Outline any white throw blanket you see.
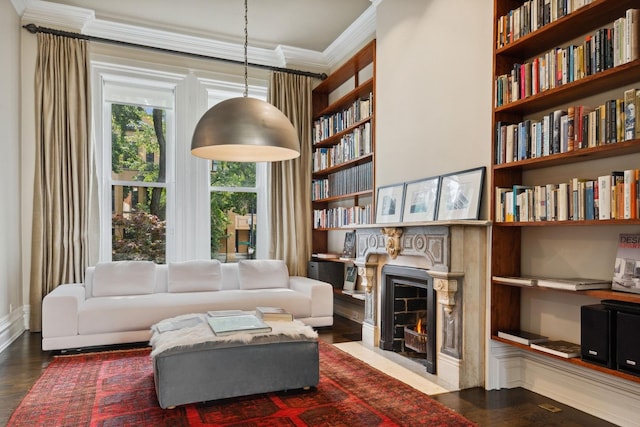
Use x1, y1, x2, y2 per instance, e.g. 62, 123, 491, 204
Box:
150, 313, 318, 357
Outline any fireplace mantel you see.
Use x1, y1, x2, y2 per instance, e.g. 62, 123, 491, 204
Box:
352, 220, 489, 389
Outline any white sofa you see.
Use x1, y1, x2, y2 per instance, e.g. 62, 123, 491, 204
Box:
41, 259, 334, 351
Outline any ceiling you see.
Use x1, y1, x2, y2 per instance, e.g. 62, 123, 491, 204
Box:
40, 0, 373, 53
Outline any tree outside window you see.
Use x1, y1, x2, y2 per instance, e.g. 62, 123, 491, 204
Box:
111, 104, 167, 263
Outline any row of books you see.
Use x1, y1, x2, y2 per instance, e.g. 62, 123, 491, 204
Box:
312, 162, 373, 201
496, 0, 594, 49
313, 93, 373, 144
495, 171, 640, 223
495, 9, 639, 108
495, 88, 640, 164
313, 204, 372, 229
312, 122, 372, 172
497, 330, 581, 358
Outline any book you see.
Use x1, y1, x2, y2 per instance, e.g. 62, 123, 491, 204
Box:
207, 314, 272, 336
313, 253, 340, 259
530, 340, 581, 358
255, 306, 293, 322
492, 275, 537, 286
207, 309, 246, 317
498, 330, 549, 345
536, 277, 611, 291
612, 233, 640, 294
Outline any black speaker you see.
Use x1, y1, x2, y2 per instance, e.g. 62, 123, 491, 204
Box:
616, 311, 640, 376
581, 304, 615, 368
308, 261, 344, 289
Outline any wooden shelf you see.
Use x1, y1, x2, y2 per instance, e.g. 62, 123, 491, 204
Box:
312, 153, 374, 177
310, 40, 376, 252
492, 335, 640, 384
490, 0, 640, 389
333, 288, 365, 305
494, 60, 640, 116
493, 138, 640, 171
313, 117, 373, 148
496, 0, 640, 59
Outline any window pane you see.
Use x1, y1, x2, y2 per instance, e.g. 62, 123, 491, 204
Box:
211, 191, 257, 262
111, 104, 167, 183
210, 161, 256, 187
112, 185, 166, 264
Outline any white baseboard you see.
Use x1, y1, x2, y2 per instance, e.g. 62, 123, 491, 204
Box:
0, 305, 27, 354
488, 341, 640, 427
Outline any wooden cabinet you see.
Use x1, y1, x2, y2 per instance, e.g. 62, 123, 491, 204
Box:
311, 40, 376, 255
491, 0, 640, 383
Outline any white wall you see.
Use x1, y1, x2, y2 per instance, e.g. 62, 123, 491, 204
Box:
0, 1, 25, 351
375, 0, 494, 219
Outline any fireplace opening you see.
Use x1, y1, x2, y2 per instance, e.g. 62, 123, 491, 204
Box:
380, 265, 436, 374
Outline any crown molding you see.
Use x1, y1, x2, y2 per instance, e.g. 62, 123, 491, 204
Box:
323, 4, 376, 69
21, 0, 94, 32
20, 0, 376, 74
11, 0, 28, 16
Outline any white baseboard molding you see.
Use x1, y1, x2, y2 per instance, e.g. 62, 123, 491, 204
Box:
0, 306, 27, 354
488, 341, 640, 427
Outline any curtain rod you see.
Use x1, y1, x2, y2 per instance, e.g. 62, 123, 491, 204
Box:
23, 23, 327, 80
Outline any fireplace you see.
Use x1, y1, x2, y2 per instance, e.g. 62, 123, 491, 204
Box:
352, 223, 488, 389
380, 265, 436, 374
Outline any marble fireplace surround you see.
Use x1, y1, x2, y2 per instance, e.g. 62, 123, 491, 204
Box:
352, 221, 489, 389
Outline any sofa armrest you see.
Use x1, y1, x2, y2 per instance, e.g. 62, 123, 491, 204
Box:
42, 284, 85, 338
289, 276, 333, 318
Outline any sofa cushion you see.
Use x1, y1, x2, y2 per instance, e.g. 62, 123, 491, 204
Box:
92, 261, 156, 297
168, 260, 222, 293
238, 259, 289, 290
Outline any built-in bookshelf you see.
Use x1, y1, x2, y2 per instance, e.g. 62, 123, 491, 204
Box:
311, 40, 376, 255
491, 0, 640, 384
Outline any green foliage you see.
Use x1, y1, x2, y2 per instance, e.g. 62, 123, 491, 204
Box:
112, 212, 166, 264
210, 161, 257, 257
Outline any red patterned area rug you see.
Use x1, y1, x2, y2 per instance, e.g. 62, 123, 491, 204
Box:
8, 341, 476, 426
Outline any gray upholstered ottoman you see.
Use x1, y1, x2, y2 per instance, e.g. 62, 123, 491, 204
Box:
150, 314, 319, 409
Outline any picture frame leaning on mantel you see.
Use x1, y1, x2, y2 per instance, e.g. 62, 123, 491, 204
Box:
373, 166, 485, 225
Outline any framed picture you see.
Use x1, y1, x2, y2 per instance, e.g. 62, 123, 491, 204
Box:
375, 183, 405, 224
342, 231, 356, 258
343, 265, 358, 291
402, 176, 440, 222
436, 167, 485, 220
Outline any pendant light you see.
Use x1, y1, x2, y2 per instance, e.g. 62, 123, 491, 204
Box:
191, 0, 300, 162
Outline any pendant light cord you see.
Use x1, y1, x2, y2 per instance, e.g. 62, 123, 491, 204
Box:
244, 0, 249, 98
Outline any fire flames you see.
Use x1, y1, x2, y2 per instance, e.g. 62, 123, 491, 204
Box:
414, 318, 427, 334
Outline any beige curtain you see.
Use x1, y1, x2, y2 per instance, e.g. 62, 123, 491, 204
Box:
30, 33, 95, 331
268, 72, 313, 276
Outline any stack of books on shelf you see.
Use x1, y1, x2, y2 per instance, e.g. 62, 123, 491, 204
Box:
495, 8, 639, 108
312, 162, 373, 201
313, 204, 372, 229
495, 87, 640, 166
313, 92, 373, 144
497, 330, 581, 358
495, 168, 640, 223
496, 0, 595, 49
312, 123, 372, 171
493, 275, 611, 290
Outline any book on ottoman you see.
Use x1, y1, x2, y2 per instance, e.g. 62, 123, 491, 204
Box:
207, 314, 272, 336
256, 306, 293, 321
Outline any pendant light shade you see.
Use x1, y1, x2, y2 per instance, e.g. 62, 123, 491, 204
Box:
191, 97, 300, 162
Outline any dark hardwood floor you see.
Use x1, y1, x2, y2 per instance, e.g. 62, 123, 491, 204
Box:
1, 315, 616, 426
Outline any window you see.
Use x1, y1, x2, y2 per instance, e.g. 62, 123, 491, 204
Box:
93, 61, 269, 263
205, 82, 268, 262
